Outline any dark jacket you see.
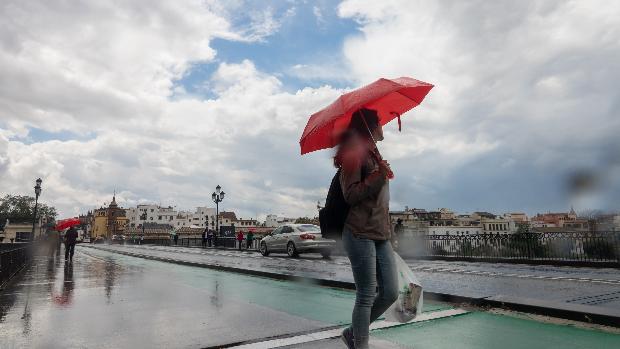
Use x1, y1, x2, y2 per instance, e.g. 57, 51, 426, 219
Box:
339, 140, 391, 240
65, 228, 78, 244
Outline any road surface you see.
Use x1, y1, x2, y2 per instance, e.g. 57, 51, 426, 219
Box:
93, 244, 620, 311
1, 245, 619, 348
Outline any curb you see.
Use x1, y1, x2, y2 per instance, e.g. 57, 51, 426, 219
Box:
85, 245, 620, 328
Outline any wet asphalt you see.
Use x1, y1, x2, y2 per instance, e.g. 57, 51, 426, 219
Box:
0, 247, 333, 348
2, 244, 619, 348
91, 244, 620, 311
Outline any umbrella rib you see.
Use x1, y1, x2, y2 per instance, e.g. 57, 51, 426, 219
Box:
395, 90, 422, 106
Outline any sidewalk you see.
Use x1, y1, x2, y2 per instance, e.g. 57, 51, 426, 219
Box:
89, 244, 620, 327
3, 246, 618, 348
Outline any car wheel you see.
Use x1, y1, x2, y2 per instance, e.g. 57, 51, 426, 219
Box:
260, 241, 270, 256
320, 249, 332, 259
287, 242, 299, 258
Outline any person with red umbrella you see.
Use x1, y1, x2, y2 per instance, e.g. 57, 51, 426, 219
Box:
300, 77, 433, 349
64, 226, 79, 262
335, 108, 397, 349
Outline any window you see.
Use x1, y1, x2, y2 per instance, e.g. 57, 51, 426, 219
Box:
272, 227, 283, 235
297, 225, 320, 232
16, 231, 31, 241
151, 209, 154, 212
158, 216, 162, 220
281, 226, 294, 234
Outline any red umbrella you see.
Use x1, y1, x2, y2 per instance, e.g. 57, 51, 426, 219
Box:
55, 217, 81, 231
300, 77, 433, 155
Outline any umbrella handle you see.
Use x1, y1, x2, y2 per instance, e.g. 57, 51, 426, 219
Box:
359, 110, 377, 146
358, 109, 394, 179
369, 148, 394, 180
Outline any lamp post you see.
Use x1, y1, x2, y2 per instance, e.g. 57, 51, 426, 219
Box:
211, 185, 225, 242
31, 178, 42, 241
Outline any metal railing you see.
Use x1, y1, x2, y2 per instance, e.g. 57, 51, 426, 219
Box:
396, 231, 620, 265
1, 243, 30, 288
122, 237, 259, 250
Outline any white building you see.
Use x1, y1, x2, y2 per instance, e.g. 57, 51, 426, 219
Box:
427, 225, 482, 236
126, 205, 217, 229
481, 217, 517, 234
265, 214, 296, 228
192, 206, 217, 229
235, 218, 259, 228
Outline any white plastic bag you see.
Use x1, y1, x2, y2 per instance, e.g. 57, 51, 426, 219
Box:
385, 252, 423, 323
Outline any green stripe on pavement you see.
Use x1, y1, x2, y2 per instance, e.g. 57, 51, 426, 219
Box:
373, 311, 620, 349
84, 247, 450, 325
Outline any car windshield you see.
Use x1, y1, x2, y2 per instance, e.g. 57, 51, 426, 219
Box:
296, 225, 320, 232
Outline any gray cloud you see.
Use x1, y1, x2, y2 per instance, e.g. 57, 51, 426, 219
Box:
338, 0, 620, 214
1, 0, 618, 219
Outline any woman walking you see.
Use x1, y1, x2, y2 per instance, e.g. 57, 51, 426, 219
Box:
337, 108, 398, 349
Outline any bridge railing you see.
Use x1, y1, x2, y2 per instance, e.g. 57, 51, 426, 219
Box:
1, 243, 30, 288
122, 236, 259, 249
396, 231, 620, 266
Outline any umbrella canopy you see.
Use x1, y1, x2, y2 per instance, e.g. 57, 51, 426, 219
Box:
55, 217, 81, 231
300, 77, 433, 155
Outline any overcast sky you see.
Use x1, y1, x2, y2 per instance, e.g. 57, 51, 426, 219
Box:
1, 0, 619, 220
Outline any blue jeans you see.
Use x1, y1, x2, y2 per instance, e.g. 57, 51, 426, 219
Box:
343, 228, 398, 349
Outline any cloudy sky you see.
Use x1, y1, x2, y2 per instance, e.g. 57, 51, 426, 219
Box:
1, 0, 619, 220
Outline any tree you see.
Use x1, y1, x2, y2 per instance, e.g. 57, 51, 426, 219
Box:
294, 217, 319, 225
0, 194, 57, 226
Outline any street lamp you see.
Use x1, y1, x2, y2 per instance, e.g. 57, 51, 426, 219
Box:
31, 178, 42, 241
212, 185, 225, 241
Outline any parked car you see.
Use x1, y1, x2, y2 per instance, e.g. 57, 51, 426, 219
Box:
93, 236, 105, 244
111, 235, 125, 244
259, 224, 335, 258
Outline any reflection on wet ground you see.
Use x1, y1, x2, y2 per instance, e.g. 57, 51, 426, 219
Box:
95, 244, 620, 311
0, 246, 343, 348
2, 245, 619, 349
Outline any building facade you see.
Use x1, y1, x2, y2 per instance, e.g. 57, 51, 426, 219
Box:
92, 195, 128, 239
125, 205, 218, 230
265, 215, 296, 228
1, 223, 43, 242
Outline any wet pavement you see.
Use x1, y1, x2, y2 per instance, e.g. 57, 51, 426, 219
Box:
90, 244, 620, 311
1, 245, 619, 349
0, 248, 336, 348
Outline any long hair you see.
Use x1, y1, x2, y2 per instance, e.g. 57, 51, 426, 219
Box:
333, 108, 380, 168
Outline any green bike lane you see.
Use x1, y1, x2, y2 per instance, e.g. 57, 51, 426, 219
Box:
2, 246, 619, 348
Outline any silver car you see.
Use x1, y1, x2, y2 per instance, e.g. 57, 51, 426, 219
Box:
259, 224, 336, 258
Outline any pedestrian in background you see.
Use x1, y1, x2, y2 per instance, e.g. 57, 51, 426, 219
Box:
202, 228, 207, 248
47, 229, 60, 257
336, 109, 398, 349
207, 229, 213, 247
246, 232, 254, 250
393, 218, 404, 251
173, 233, 179, 245
64, 226, 79, 262
236, 231, 244, 250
